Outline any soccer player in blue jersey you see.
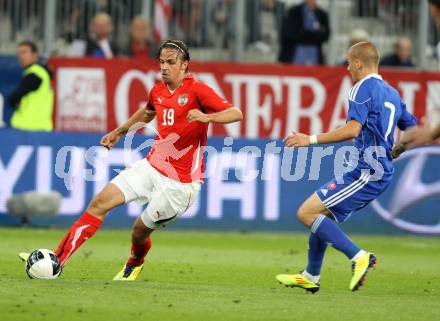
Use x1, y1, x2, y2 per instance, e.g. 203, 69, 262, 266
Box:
276, 41, 417, 292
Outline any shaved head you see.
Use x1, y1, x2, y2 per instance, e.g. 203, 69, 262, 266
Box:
347, 41, 380, 83
349, 41, 380, 68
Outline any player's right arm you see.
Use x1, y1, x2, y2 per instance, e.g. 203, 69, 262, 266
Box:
100, 106, 156, 150
285, 82, 370, 148
284, 120, 361, 147
101, 87, 158, 149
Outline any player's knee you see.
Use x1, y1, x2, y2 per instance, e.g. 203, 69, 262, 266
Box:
296, 206, 306, 223
297, 205, 313, 227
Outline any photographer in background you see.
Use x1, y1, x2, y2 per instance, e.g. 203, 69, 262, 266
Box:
8, 41, 54, 131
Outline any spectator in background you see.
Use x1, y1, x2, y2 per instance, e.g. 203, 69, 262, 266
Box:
429, 0, 440, 67
122, 16, 156, 60
8, 41, 54, 131
340, 28, 370, 65
391, 0, 440, 152
348, 28, 370, 48
278, 0, 330, 65
85, 12, 119, 58
430, 0, 440, 26
62, 0, 127, 44
172, 0, 202, 46
250, 0, 284, 53
380, 36, 415, 68
211, 0, 233, 49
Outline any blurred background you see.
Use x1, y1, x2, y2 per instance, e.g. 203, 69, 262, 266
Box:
0, 0, 439, 235
0, 0, 438, 66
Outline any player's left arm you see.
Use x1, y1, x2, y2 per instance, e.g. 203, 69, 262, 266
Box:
391, 100, 419, 158
284, 120, 361, 147
393, 121, 440, 158
187, 107, 242, 124
187, 82, 243, 124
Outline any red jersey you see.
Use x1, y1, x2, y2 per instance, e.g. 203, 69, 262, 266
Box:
145, 74, 233, 183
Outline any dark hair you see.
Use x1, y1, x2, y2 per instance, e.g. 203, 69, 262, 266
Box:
18, 40, 38, 53
156, 39, 190, 62
429, 0, 440, 8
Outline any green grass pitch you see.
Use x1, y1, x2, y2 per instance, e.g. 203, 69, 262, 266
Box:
1, 227, 439, 321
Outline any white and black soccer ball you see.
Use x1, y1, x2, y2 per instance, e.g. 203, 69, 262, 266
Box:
26, 249, 61, 279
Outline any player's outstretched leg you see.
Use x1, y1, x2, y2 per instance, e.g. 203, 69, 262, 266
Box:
113, 216, 153, 281
276, 232, 327, 293
54, 212, 103, 266
54, 183, 125, 267
309, 213, 376, 291
279, 192, 376, 291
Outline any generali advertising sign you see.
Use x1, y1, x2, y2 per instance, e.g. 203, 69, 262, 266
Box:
49, 58, 440, 137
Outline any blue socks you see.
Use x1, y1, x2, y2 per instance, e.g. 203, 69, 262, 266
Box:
311, 214, 361, 260
306, 232, 328, 276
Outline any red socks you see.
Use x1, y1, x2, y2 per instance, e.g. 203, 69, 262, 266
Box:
54, 211, 151, 268
54, 212, 102, 267
127, 237, 152, 266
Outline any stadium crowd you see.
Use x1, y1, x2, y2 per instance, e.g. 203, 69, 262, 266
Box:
55, 0, 426, 67
0, 0, 435, 67
2, 0, 435, 133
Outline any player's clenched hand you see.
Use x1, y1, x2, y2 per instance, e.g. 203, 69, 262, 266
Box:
187, 109, 211, 123
284, 131, 310, 147
100, 131, 122, 149
391, 143, 406, 159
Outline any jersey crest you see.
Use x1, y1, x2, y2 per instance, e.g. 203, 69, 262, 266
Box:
178, 94, 188, 106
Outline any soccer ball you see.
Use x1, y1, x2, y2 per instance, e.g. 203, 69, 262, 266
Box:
26, 249, 61, 279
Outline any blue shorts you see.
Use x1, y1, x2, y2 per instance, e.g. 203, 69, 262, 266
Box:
316, 169, 391, 223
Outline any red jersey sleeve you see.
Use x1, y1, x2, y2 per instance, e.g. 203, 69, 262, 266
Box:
195, 82, 233, 113
146, 87, 156, 112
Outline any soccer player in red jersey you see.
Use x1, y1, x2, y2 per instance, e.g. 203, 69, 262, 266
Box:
21, 40, 242, 280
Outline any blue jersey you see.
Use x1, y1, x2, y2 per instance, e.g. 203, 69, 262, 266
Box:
347, 73, 417, 178
315, 73, 417, 222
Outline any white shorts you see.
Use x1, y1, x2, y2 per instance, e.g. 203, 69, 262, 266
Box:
111, 158, 201, 229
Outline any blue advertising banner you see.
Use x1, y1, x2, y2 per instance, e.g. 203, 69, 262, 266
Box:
1, 128, 439, 234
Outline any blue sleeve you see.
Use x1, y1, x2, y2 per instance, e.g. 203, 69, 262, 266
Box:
347, 100, 369, 125
347, 81, 371, 125
397, 101, 417, 130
